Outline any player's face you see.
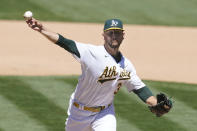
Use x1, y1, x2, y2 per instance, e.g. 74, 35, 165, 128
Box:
103, 29, 124, 49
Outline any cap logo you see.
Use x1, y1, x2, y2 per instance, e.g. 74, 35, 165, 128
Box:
111, 20, 118, 27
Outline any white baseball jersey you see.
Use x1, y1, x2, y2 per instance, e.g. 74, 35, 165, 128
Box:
70, 42, 145, 107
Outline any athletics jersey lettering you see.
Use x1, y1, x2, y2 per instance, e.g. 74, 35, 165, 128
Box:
119, 69, 131, 80
98, 66, 118, 84
98, 66, 131, 84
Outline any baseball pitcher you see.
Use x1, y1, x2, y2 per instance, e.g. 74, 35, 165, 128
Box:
25, 17, 173, 131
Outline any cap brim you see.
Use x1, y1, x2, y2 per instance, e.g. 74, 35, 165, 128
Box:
104, 27, 124, 31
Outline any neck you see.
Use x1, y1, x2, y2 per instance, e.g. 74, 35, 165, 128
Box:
104, 43, 119, 56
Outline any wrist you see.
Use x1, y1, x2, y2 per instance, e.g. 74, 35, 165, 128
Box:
146, 96, 157, 106
40, 26, 48, 34
38, 25, 44, 33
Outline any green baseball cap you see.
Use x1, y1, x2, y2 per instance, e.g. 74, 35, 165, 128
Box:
104, 19, 124, 31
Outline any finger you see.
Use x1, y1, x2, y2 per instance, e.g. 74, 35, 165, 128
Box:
32, 25, 37, 29
26, 19, 33, 25
26, 20, 30, 24
26, 17, 35, 24
31, 18, 38, 24
33, 27, 41, 32
35, 20, 42, 26
35, 21, 39, 26
27, 21, 33, 27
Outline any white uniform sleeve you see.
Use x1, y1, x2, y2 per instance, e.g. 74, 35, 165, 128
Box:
72, 42, 89, 63
123, 61, 145, 92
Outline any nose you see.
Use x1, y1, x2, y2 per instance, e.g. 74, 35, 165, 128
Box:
111, 31, 116, 40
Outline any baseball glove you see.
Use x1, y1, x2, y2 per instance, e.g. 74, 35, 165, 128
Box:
148, 93, 173, 117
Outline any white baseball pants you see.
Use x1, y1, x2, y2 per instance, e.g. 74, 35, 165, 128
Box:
65, 100, 116, 131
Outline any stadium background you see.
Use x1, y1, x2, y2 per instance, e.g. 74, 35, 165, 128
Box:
0, 0, 197, 131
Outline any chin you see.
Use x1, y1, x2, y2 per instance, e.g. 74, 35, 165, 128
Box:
109, 43, 120, 49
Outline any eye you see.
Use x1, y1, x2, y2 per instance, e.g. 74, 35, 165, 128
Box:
106, 31, 113, 36
114, 31, 122, 35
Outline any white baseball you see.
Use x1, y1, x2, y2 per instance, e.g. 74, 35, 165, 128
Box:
24, 11, 33, 20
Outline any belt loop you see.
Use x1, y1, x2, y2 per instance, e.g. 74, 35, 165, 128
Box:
79, 104, 84, 110
81, 105, 84, 110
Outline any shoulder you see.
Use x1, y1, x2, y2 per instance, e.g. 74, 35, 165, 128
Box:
75, 41, 102, 50
74, 42, 104, 59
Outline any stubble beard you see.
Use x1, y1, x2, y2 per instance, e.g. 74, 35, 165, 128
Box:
103, 32, 124, 49
107, 40, 121, 49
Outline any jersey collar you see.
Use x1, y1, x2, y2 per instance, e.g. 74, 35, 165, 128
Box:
102, 45, 123, 63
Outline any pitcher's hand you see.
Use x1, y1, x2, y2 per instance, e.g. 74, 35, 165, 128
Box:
26, 18, 43, 32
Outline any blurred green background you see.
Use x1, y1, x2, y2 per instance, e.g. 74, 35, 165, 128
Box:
1, 0, 197, 26
0, 0, 197, 131
0, 76, 197, 131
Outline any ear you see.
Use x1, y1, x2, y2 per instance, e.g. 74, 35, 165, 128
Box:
102, 32, 108, 42
102, 32, 105, 37
122, 32, 125, 39
102, 32, 108, 39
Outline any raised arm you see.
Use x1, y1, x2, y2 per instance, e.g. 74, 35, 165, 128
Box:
25, 18, 80, 58
26, 18, 59, 43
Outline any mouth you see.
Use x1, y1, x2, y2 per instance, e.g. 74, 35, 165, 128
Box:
108, 40, 120, 48
112, 40, 118, 45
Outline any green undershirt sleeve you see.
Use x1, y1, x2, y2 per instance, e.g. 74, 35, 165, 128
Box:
55, 34, 80, 58
133, 86, 153, 103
